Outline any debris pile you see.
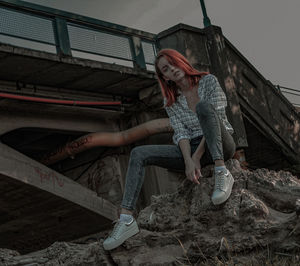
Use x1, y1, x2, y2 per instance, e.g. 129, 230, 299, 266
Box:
1, 160, 300, 265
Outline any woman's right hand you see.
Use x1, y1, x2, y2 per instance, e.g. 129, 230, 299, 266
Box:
185, 158, 201, 184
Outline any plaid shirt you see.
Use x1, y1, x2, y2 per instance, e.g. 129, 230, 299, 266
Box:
164, 74, 234, 145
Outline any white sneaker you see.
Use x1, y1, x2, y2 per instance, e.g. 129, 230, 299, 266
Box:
103, 218, 139, 250
211, 169, 234, 205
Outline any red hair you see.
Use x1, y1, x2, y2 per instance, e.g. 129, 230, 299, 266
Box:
154, 49, 208, 106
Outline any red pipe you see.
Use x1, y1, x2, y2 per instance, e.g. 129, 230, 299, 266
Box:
0, 92, 121, 106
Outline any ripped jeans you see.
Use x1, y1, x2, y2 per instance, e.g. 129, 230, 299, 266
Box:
121, 102, 236, 211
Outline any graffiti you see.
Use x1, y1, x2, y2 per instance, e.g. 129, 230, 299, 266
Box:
69, 136, 91, 153
40, 135, 92, 165
40, 144, 65, 164
34, 167, 64, 188
52, 145, 65, 156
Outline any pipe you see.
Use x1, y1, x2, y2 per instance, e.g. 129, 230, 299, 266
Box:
0, 92, 121, 106
40, 118, 172, 165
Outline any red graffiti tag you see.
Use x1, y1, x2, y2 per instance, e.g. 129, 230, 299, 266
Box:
34, 167, 65, 188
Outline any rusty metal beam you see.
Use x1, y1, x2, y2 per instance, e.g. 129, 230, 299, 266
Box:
40, 118, 172, 165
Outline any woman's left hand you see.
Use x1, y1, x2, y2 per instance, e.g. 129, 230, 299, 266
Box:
191, 153, 202, 179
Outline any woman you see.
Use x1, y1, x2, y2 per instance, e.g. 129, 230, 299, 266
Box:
103, 48, 236, 250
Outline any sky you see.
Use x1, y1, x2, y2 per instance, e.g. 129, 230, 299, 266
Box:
24, 0, 300, 106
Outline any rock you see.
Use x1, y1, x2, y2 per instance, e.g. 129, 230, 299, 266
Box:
0, 242, 112, 266
0, 249, 20, 265
77, 155, 123, 206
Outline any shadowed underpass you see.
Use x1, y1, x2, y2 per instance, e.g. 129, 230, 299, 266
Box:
0, 0, 299, 253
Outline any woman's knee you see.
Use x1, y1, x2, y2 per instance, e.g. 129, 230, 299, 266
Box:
196, 101, 214, 118
130, 146, 146, 160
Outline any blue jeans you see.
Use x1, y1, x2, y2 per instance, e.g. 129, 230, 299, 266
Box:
121, 102, 236, 210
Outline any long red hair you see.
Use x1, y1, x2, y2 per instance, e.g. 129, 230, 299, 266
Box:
154, 49, 208, 107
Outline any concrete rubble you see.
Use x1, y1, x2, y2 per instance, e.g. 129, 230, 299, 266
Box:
1, 159, 300, 265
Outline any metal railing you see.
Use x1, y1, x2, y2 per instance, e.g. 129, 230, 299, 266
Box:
276, 85, 300, 107
0, 0, 157, 71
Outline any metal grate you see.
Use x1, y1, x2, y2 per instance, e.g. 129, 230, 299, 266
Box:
142, 41, 156, 64
0, 7, 55, 44
68, 23, 133, 61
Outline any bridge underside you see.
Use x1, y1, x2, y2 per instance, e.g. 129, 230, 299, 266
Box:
0, 43, 156, 97
0, 42, 159, 254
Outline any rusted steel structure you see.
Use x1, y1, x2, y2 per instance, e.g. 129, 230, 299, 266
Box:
40, 118, 171, 166
0, 0, 299, 253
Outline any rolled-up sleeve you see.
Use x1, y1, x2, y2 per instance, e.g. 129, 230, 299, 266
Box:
165, 105, 190, 145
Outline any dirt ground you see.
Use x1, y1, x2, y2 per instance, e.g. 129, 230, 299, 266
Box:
1, 159, 300, 265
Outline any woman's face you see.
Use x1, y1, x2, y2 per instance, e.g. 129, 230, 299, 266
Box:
157, 56, 185, 83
